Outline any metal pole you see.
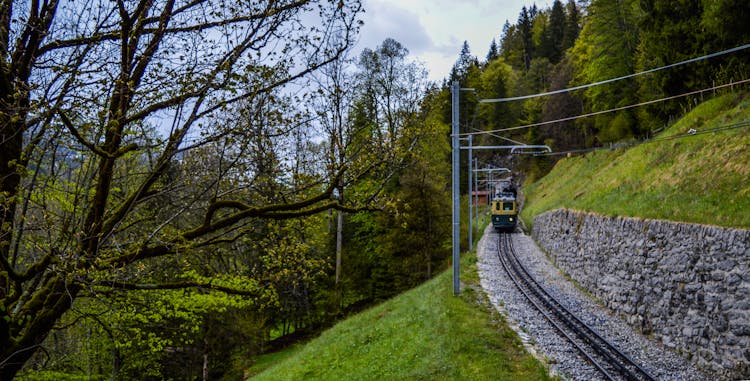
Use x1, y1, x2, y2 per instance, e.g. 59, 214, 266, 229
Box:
489, 170, 493, 199
451, 81, 460, 296
467, 135, 473, 252
474, 157, 479, 224
484, 168, 492, 205
472, 157, 476, 225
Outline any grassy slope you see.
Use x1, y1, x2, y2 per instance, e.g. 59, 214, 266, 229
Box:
248, 251, 551, 381
522, 91, 750, 229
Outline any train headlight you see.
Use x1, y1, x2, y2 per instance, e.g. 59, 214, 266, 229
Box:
509, 217, 514, 221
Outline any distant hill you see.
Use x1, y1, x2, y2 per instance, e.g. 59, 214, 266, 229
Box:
521, 91, 750, 229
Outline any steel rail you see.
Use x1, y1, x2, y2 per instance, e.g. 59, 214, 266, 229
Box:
496, 233, 657, 381
495, 234, 616, 380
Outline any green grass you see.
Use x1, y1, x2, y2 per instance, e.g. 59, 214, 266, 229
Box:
248, 248, 551, 380
522, 91, 750, 230
242, 344, 305, 379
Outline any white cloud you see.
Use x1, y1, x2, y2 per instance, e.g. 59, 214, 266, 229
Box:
358, 0, 554, 82
356, 1, 434, 55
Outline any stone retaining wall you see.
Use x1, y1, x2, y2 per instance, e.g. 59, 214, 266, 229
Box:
532, 209, 750, 379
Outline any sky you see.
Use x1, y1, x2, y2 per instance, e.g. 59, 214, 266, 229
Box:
355, 0, 553, 82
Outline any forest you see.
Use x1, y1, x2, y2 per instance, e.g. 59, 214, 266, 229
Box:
1, 0, 748, 379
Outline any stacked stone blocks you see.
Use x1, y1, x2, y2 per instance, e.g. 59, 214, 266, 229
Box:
532, 209, 750, 379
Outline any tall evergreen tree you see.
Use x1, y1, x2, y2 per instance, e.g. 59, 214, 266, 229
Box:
518, 6, 534, 70
562, 0, 581, 50
501, 19, 512, 46
450, 41, 478, 83
529, 3, 539, 18
487, 38, 499, 62
547, 0, 567, 63
500, 20, 525, 70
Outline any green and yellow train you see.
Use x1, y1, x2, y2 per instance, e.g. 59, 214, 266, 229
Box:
491, 183, 517, 232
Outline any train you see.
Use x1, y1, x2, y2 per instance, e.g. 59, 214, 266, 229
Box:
491, 181, 518, 232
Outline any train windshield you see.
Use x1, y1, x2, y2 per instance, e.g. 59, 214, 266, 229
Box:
503, 202, 513, 211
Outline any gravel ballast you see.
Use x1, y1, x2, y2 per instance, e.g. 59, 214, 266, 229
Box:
476, 225, 712, 380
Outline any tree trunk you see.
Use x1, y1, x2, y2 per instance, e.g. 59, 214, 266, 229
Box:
335, 211, 343, 284
202, 338, 209, 381
427, 215, 433, 278
112, 347, 121, 381
0, 118, 23, 352
0, 276, 79, 379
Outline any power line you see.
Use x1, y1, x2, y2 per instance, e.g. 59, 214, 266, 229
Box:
470, 126, 526, 145
535, 120, 750, 157
479, 43, 750, 103
462, 77, 750, 137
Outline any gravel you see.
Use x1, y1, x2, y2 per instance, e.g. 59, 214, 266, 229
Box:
476, 225, 713, 381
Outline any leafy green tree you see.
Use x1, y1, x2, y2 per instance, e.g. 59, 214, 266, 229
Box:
500, 20, 526, 70
477, 59, 514, 135
541, 57, 587, 151
570, 0, 641, 141
0, 0, 366, 377
18, 88, 346, 379
635, 0, 703, 131
338, 38, 435, 302
375, 112, 451, 287
312, 54, 358, 289
352, 38, 428, 198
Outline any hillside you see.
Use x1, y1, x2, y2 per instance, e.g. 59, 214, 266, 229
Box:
247, 251, 552, 380
243, 92, 750, 380
521, 91, 750, 229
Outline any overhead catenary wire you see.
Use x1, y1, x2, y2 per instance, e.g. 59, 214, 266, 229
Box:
534, 120, 750, 157
459, 77, 750, 137
454, 43, 750, 164
463, 80, 529, 145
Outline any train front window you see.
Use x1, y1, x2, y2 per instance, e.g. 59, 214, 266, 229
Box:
503, 202, 513, 211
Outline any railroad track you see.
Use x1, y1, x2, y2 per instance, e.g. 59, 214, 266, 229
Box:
496, 232, 657, 381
